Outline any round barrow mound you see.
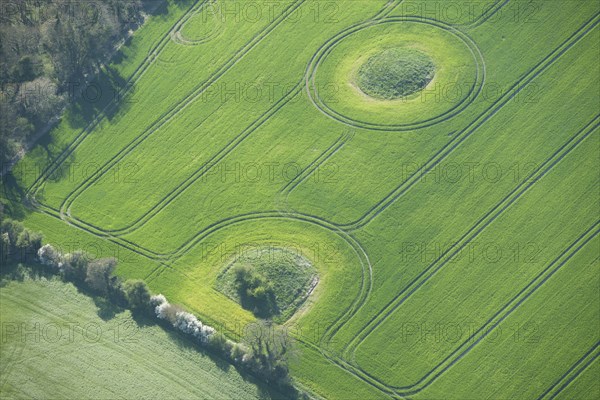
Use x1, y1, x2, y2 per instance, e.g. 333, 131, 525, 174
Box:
357, 47, 436, 100
306, 18, 485, 130
215, 247, 317, 322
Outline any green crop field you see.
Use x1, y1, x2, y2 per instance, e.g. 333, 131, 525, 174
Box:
3, 0, 599, 399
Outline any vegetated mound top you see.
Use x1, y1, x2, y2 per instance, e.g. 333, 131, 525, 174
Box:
356, 47, 436, 100
215, 247, 317, 322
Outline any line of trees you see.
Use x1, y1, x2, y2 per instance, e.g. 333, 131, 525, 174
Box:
0, 218, 301, 395
150, 294, 297, 390
1, 217, 43, 264
1, 218, 139, 307
37, 243, 151, 312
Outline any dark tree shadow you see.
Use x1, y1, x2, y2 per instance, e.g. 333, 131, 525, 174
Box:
0, 173, 28, 219
67, 66, 131, 130
239, 289, 279, 319
93, 296, 122, 320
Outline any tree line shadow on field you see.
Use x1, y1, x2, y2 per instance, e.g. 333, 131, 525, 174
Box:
3, 0, 181, 199
22, 64, 134, 188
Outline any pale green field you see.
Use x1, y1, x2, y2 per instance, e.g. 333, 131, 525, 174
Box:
0, 278, 280, 399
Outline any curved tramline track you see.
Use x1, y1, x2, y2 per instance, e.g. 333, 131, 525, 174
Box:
52, 0, 510, 242
322, 222, 600, 396
338, 11, 600, 231
53, 0, 396, 236
305, 17, 486, 132
155, 210, 374, 351
170, 0, 226, 46
344, 117, 599, 359
99, 83, 305, 236
29, 0, 394, 241
56, 0, 306, 221
23, 0, 306, 221
25, 0, 208, 198
32, 81, 306, 256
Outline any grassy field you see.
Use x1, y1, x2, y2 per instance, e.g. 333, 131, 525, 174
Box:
0, 278, 280, 399
3, 0, 599, 399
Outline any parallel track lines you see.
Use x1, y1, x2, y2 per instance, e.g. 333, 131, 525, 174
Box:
460, 0, 511, 29
13, 3, 598, 398
394, 224, 600, 394
26, 0, 208, 197
537, 341, 600, 400
340, 12, 600, 231
58, 0, 306, 219
106, 84, 305, 236
324, 222, 600, 395
344, 116, 599, 357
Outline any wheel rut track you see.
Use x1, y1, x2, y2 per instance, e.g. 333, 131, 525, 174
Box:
276, 130, 354, 216
537, 341, 600, 400
393, 223, 600, 394
344, 116, 599, 358
324, 222, 600, 395
55, 0, 390, 236
340, 12, 600, 231
25, 0, 208, 198
57, 0, 307, 221
16, 3, 598, 399
26, 0, 390, 204
104, 83, 304, 236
